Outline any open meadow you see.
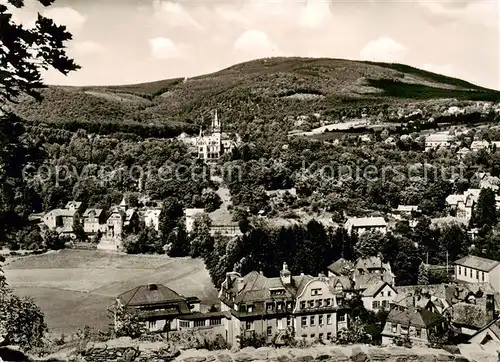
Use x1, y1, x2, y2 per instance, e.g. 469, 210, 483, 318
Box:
3, 250, 218, 335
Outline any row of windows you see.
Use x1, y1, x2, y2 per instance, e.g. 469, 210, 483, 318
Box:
388, 323, 422, 338
301, 332, 333, 340
372, 300, 390, 309
299, 298, 342, 309
458, 266, 486, 281
300, 313, 345, 327
179, 318, 223, 328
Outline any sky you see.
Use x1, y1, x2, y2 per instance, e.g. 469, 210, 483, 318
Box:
7, 0, 500, 89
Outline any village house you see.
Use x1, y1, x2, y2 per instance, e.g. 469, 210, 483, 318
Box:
361, 281, 397, 312
344, 216, 387, 236
219, 263, 350, 347
82, 208, 106, 235
381, 307, 448, 346
425, 133, 455, 152
392, 205, 420, 220
97, 197, 139, 251
144, 209, 162, 231
114, 283, 203, 333
326, 258, 353, 278
445, 189, 480, 222
353, 256, 395, 289
470, 140, 490, 152
185, 207, 242, 238
41, 200, 85, 238
454, 255, 500, 293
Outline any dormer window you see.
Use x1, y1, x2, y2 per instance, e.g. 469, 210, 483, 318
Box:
311, 288, 322, 296
248, 305, 254, 313
286, 301, 292, 309
266, 302, 274, 312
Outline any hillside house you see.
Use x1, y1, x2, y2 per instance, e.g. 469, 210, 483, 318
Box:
361, 281, 397, 312
471, 140, 490, 152
98, 207, 125, 251
219, 263, 350, 346
185, 208, 205, 233
82, 208, 106, 234
144, 209, 162, 231
344, 217, 387, 236
455, 255, 500, 292
179, 110, 240, 162
115, 284, 202, 333
392, 205, 420, 220
425, 133, 455, 152
41, 200, 85, 238
445, 189, 480, 222
381, 307, 447, 346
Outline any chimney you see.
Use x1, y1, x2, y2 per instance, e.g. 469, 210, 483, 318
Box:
280, 262, 291, 285
148, 283, 158, 291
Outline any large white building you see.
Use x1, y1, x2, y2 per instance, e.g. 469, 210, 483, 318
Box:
455, 255, 500, 292
344, 217, 387, 236
425, 133, 455, 152
178, 110, 240, 162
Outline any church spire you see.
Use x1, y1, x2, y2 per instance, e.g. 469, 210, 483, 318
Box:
212, 109, 221, 133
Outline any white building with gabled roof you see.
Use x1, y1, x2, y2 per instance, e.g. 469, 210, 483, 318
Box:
344, 216, 387, 236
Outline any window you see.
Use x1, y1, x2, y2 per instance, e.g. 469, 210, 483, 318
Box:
391, 324, 397, 334
337, 298, 343, 306
315, 299, 321, 308
267, 326, 272, 336
310, 334, 315, 339
179, 321, 190, 328
266, 303, 274, 312
319, 315, 324, 326
286, 301, 292, 309
148, 321, 157, 329
308, 300, 314, 308
310, 316, 315, 326
458, 266, 461, 275
470, 268, 473, 277
482, 272, 485, 282
248, 306, 254, 313
380, 291, 384, 297
210, 318, 222, 326
372, 301, 380, 309
338, 313, 346, 322
300, 301, 306, 309
287, 317, 292, 327
415, 328, 421, 338
311, 288, 322, 296
327, 332, 332, 340
401, 326, 409, 335
325, 298, 331, 306
335, 283, 342, 291
319, 333, 324, 340
246, 321, 253, 330
277, 302, 283, 311
301, 317, 307, 327
327, 314, 332, 325
387, 291, 392, 297
476, 270, 479, 280
382, 300, 388, 308
194, 320, 205, 328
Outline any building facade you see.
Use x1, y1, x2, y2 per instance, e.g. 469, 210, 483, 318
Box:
455, 255, 500, 292
344, 217, 387, 236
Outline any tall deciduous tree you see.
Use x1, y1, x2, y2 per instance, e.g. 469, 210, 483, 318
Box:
1, 0, 79, 350
474, 188, 497, 228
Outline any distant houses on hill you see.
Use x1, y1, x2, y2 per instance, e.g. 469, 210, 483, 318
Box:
39, 197, 162, 251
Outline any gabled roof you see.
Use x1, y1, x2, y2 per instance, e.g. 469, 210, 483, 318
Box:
469, 317, 500, 341
83, 208, 104, 218
327, 258, 353, 276
362, 281, 395, 297
65, 201, 83, 210
454, 255, 500, 272
449, 302, 493, 329
118, 284, 189, 310
45, 208, 77, 218
387, 307, 445, 328
355, 256, 391, 272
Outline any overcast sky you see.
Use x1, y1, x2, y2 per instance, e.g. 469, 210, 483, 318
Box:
8, 0, 500, 89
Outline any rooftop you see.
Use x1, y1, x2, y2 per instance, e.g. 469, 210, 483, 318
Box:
118, 284, 192, 312
345, 216, 387, 228
387, 306, 446, 328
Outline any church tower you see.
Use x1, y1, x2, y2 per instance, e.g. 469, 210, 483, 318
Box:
212, 109, 221, 134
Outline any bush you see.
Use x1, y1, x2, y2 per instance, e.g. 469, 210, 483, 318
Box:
393, 335, 412, 348
238, 332, 267, 348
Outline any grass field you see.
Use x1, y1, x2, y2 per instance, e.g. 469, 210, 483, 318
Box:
3, 250, 218, 335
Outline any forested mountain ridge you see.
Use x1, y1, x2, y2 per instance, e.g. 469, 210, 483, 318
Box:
11, 57, 500, 137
